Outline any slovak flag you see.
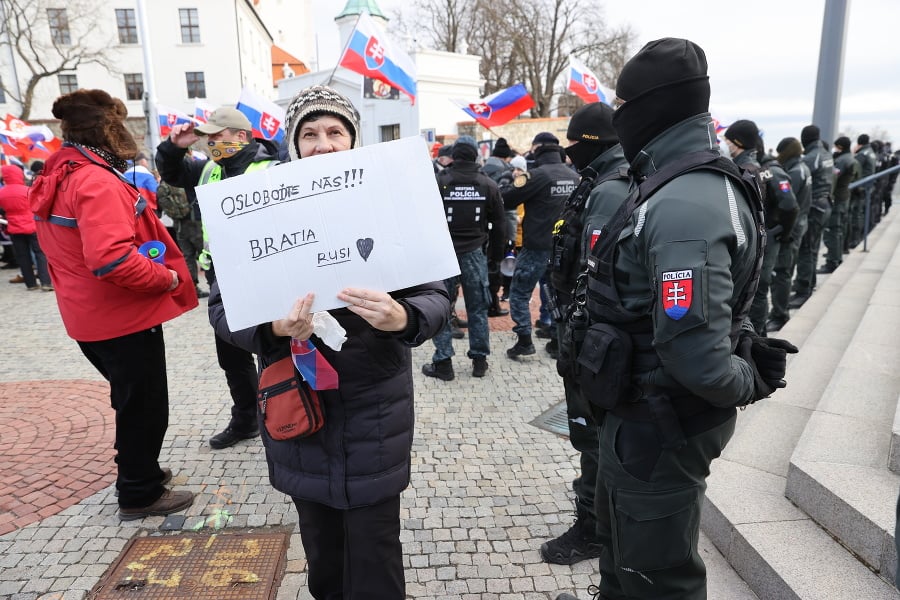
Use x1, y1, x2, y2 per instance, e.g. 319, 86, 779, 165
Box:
193, 99, 216, 125
156, 105, 192, 138
236, 87, 286, 143
567, 55, 614, 105
455, 84, 536, 129
339, 12, 417, 103
290, 338, 339, 390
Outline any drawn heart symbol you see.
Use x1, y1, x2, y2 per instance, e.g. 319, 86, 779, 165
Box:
356, 238, 374, 261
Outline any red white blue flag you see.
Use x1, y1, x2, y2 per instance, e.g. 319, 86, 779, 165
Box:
456, 84, 536, 129
661, 269, 693, 320
290, 338, 339, 390
236, 87, 286, 143
193, 99, 216, 125
339, 12, 417, 103
156, 105, 193, 138
567, 56, 614, 106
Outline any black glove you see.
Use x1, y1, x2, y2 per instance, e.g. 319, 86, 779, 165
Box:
737, 332, 799, 401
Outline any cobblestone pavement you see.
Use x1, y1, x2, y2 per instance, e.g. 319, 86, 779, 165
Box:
0, 275, 757, 599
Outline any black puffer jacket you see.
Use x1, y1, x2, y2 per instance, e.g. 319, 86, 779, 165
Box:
208, 281, 449, 508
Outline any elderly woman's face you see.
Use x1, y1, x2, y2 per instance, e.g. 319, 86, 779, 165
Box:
297, 115, 352, 158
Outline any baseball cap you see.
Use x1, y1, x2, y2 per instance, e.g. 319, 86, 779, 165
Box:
195, 107, 252, 135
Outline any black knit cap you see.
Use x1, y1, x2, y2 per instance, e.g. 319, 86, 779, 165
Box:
800, 125, 820, 147
612, 38, 710, 163
451, 142, 478, 162
834, 136, 851, 150
858, 134, 870, 145
532, 131, 559, 146
566, 102, 618, 144
615, 37, 709, 102
492, 138, 512, 158
724, 119, 760, 150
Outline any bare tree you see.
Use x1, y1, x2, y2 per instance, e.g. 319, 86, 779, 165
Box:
0, 0, 117, 120
390, 0, 635, 117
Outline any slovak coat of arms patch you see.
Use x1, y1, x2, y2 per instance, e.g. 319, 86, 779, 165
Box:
661, 269, 693, 320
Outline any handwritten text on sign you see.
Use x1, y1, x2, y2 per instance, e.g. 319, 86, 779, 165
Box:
195, 136, 459, 331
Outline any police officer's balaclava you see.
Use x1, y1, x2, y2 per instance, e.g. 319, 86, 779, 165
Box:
285, 85, 361, 161
612, 38, 710, 163
564, 102, 618, 172
800, 125, 820, 147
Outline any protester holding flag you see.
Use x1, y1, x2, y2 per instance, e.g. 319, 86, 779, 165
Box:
207, 85, 449, 600
156, 105, 281, 450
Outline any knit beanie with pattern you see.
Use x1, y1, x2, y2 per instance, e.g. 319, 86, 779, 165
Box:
285, 85, 361, 160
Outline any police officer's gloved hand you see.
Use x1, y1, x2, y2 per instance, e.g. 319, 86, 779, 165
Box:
737, 332, 799, 400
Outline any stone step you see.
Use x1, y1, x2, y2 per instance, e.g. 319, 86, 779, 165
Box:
703, 210, 900, 599
785, 214, 900, 586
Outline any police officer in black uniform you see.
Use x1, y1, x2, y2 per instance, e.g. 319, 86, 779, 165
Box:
768, 137, 812, 332
422, 141, 507, 380
790, 124, 834, 307
540, 102, 628, 565
501, 133, 577, 358
723, 120, 798, 335
555, 38, 796, 600
820, 136, 860, 273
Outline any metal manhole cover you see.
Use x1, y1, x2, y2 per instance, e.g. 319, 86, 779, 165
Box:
87, 528, 290, 599
530, 400, 570, 437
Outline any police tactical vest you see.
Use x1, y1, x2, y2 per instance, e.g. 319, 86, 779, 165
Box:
549, 161, 628, 304
437, 169, 494, 234
577, 151, 765, 413
586, 150, 765, 338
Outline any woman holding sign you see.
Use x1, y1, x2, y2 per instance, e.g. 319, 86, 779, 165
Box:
208, 85, 449, 599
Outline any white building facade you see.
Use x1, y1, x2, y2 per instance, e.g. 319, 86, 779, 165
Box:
0, 0, 275, 124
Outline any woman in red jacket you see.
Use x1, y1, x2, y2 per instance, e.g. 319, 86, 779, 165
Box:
0, 163, 51, 289
30, 89, 198, 520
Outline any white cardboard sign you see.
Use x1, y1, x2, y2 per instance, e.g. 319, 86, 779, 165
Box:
195, 136, 459, 331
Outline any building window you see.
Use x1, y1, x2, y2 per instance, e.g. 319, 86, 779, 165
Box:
58, 74, 78, 95
380, 124, 400, 142
179, 8, 200, 44
185, 72, 205, 98
124, 73, 144, 101
47, 8, 71, 45
115, 9, 138, 44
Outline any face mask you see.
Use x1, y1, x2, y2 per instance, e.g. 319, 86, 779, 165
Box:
565, 141, 604, 172
207, 140, 248, 162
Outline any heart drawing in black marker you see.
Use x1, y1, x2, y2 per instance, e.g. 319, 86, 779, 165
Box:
356, 238, 374, 261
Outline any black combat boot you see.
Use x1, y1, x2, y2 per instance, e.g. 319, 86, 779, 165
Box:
472, 356, 488, 377
507, 335, 536, 358
540, 516, 603, 565
422, 358, 454, 381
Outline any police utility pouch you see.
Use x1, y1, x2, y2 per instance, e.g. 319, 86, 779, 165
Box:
257, 356, 324, 440
576, 323, 634, 410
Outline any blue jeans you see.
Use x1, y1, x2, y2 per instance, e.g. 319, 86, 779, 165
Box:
509, 248, 550, 336
432, 248, 491, 361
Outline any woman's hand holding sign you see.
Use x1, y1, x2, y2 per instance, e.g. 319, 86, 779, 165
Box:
272, 293, 315, 340
338, 287, 408, 332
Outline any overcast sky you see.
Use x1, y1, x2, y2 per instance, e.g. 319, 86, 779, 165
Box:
314, 0, 899, 147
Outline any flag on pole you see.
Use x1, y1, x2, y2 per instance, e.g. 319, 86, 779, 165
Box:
193, 99, 217, 124
453, 84, 535, 129
156, 105, 193, 138
339, 12, 417, 103
236, 87, 286, 143
567, 55, 614, 105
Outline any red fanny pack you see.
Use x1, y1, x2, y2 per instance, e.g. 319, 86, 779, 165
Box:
257, 357, 324, 440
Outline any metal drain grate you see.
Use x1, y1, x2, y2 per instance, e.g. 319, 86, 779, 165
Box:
88, 528, 290, 600
530, 400, 570, 437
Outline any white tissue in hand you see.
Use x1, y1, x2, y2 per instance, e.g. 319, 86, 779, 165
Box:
312, 312, 347, 350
